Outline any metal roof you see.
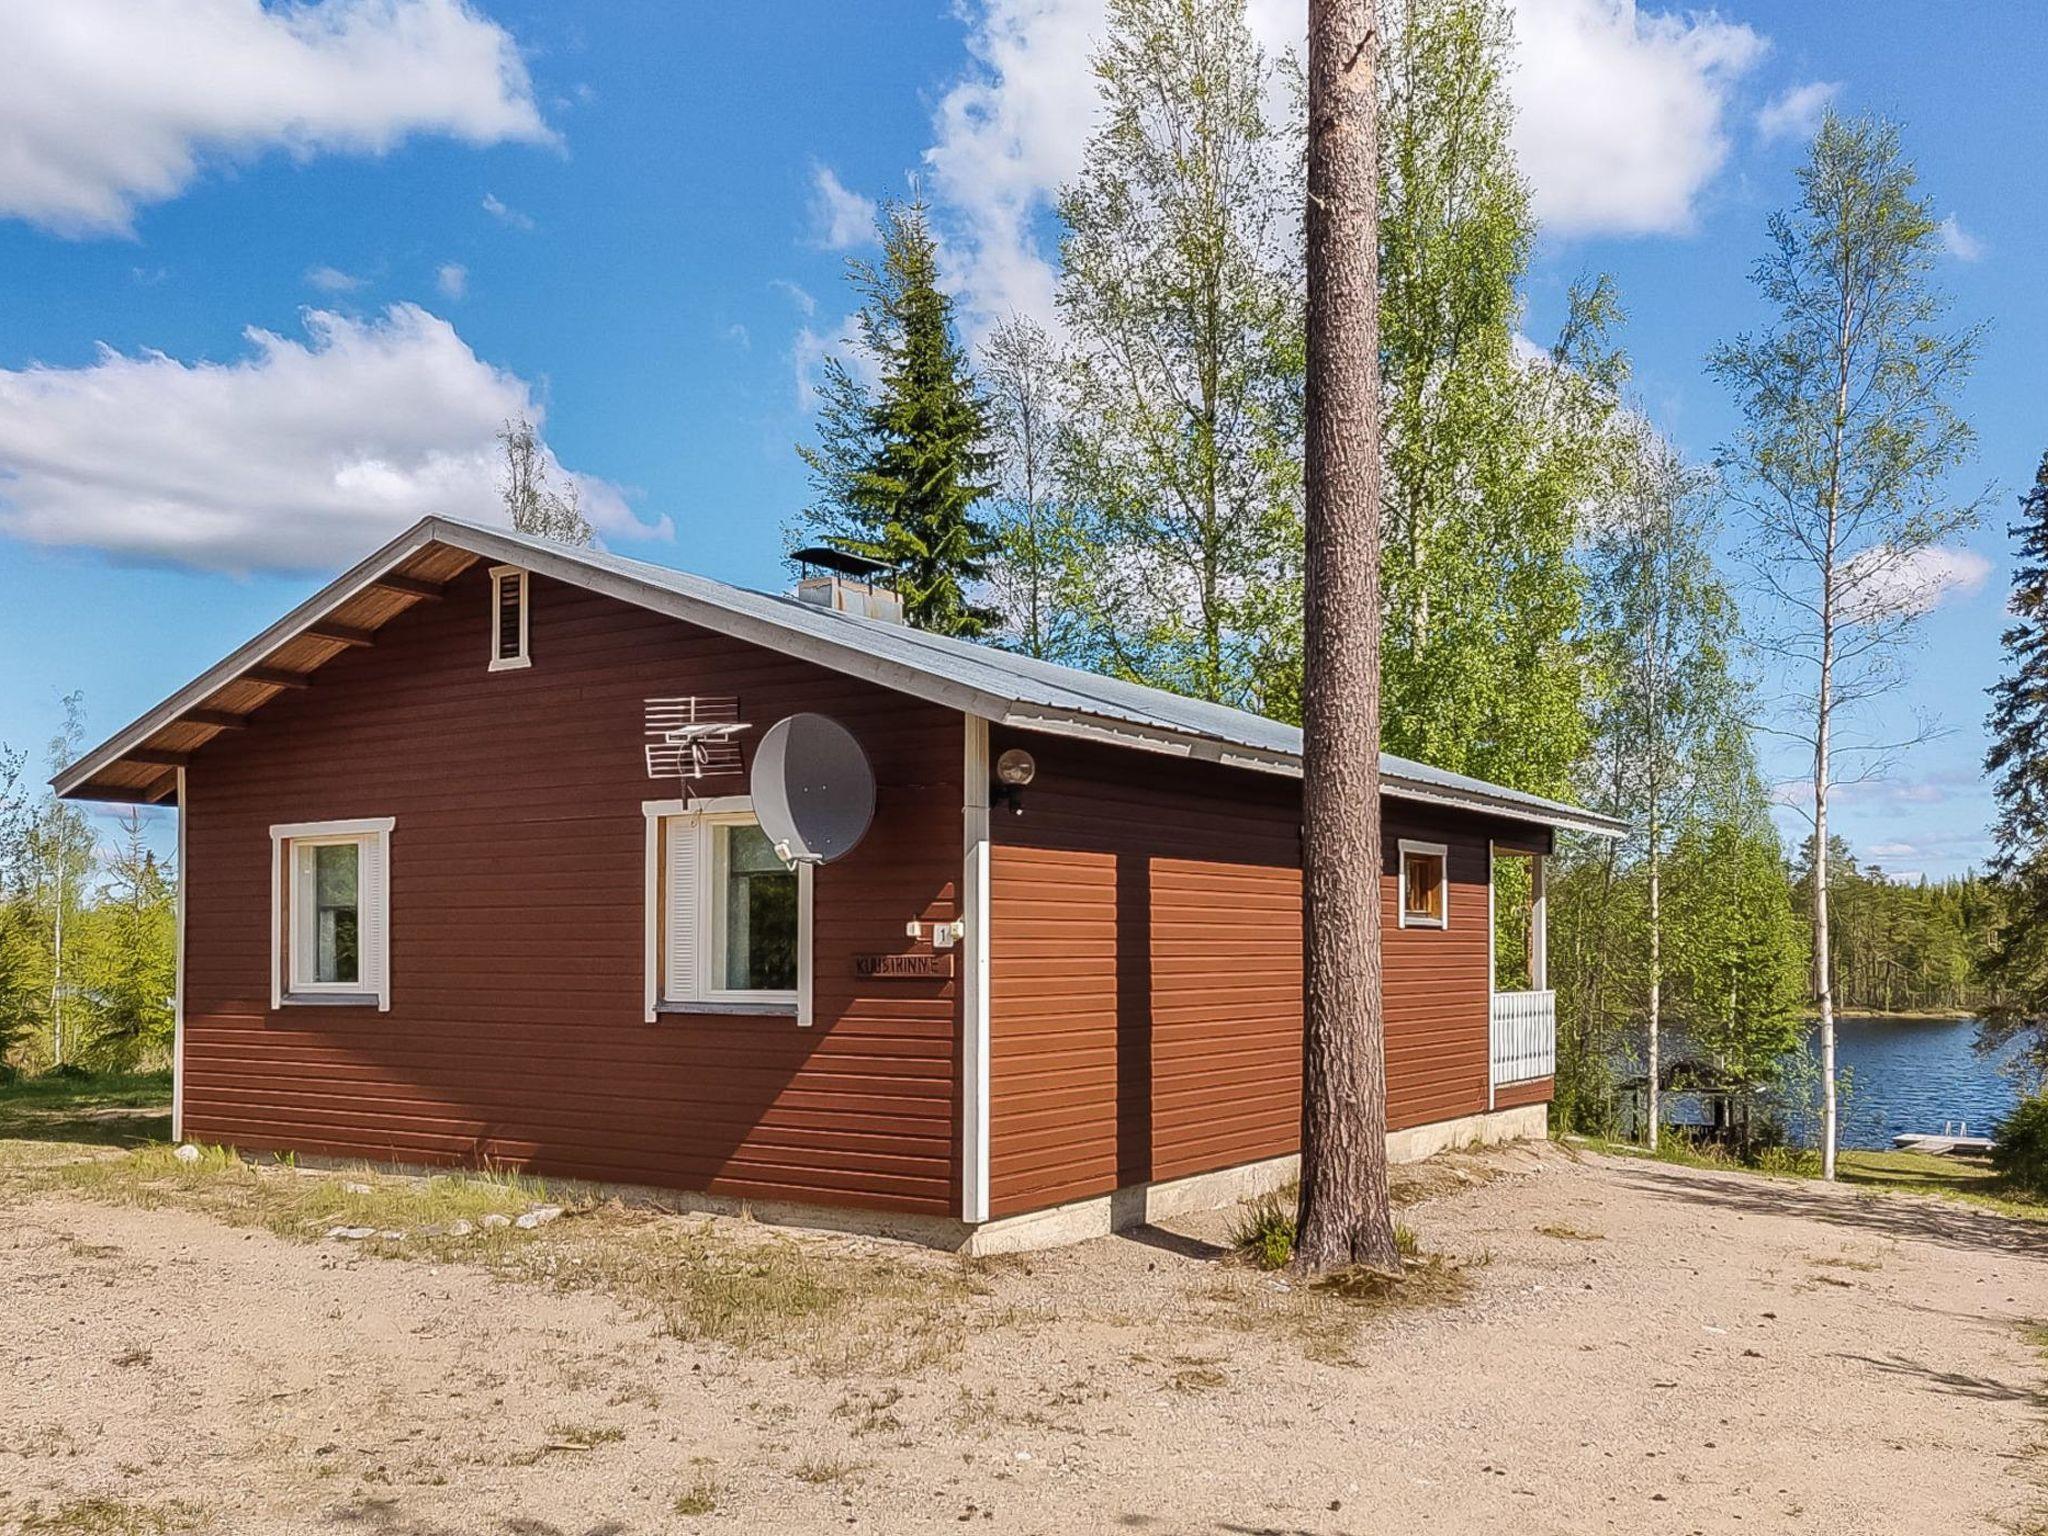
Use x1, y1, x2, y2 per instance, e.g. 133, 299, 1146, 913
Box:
54, 514, 1627, 837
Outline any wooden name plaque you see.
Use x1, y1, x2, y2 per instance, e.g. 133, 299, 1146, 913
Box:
854, 952, 954, 979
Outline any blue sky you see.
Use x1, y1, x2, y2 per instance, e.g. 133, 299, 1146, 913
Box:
0, 0, 2039, 880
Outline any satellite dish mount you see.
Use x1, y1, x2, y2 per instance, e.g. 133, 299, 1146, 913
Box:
750, 713, 876, 867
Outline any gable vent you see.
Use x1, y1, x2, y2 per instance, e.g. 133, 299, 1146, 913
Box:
488, 565, 530, 671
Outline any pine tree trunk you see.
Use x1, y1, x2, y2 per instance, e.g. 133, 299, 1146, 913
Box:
1296, 0, 1398, 1274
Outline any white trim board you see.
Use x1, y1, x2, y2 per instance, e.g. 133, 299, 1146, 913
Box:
960, 716, 992, 1225
172, 767, 187, 1142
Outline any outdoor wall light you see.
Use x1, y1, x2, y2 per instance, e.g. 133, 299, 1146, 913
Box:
993, 747, 1036, 814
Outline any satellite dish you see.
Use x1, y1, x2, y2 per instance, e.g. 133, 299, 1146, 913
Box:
751, 713, 876, 865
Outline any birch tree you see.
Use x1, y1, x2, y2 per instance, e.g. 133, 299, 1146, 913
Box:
1584, 435, 1740, 1147
30, 695, 94, 1069
0, 745, 34, 1077
981, 316, 1087, 660
1054, 0, 1304, 712
1709, 111, 1984, 1178
498, 418, 594, 546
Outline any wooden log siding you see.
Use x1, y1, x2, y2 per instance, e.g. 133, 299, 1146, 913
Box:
986, 728, 1551, 1219
180, 565, 964, 1215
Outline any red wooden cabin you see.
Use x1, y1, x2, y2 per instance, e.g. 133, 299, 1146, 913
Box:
55, 518, 1621, 1250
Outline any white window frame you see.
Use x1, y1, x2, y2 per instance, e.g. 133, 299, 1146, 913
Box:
270, 817, 394, 1010
1398, 838, 1449, 930
643, 797, 812, 1024
488, 563, 530, 671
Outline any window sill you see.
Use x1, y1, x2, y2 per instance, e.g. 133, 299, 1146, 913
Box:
280, 992, 382, 1008
1398, 917, 1448, 931
657, 1000, 799, 1018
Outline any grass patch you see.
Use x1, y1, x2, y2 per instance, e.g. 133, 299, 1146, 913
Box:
544, 1422, 625, 1449
0, 1139, 985, 1378
0, 1070, 171, 1148
672, 1478, 722, 1516
1575, 1135, 2048, 1222
4, 1494, 210, 1533
791, 1453, 862, 1485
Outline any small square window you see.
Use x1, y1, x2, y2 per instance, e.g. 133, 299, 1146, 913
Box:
1400, 841, 1448, 929
272, 818, 393, 1008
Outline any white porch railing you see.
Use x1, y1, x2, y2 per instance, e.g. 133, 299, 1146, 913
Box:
1490, 989, 1556, 1086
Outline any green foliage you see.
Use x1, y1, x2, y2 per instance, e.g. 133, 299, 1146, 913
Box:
1992, 1093, 2048, 1195
1982, 454, 2048, 1080
980, 315, 1091, 661
1662, 788, 1809, 1082
1051, 0, 1303, 711
799, 200, 1000, 636
1229, 1191, 1296, 1270
497, 416, 593, 546
70, 810, 176, 1070
1376, 0, 1626, 798
1791, 835, 2001, 1015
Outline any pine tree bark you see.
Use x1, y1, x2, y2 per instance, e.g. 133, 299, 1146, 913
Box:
1296, 0, 1399, 1274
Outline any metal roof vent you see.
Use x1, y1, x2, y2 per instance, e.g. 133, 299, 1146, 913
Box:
789, 546, 905, 624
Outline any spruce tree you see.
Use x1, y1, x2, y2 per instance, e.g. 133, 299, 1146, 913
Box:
798, 200, 999, 636
1982, 453, 2048, 1079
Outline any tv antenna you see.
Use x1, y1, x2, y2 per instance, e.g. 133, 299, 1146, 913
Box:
644, 696, 751, 786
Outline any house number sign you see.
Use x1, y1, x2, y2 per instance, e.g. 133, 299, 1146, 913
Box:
854, 953, 954, 979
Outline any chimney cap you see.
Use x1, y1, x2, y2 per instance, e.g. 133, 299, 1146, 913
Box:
790, 545, 892, 582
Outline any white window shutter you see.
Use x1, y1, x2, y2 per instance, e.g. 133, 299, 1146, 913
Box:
663, 816, 701, 1002
292, 841, 317, 991
361, 830, 389, 1008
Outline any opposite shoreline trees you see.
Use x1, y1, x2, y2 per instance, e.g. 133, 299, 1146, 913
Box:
1711, 110, 1983, 1179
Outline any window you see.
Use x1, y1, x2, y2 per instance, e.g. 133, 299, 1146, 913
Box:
489, 564, 529, 671
645, 798, 812, 1023
1399, 839, 1448, 929
271, 818, 393, 1009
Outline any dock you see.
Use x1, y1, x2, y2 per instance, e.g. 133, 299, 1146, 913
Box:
1892, 1130, 1995, 1155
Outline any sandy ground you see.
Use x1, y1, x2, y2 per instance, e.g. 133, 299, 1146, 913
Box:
1, 1143, 2041, 1536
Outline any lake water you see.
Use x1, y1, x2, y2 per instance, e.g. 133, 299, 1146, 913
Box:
1792, 1015, 2027, 1149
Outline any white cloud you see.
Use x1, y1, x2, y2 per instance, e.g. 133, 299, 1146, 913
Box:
0, 0, 551, 237
1755, 80, 1840, 144
1939, 214, 1985, 262
481, 190, 535, 231
769, 278, 817, 318
305, 264, 364, 293
436, 261, 469, 300
918, 0, 1766, 331
0, 305, 664, 573
1507, 0, 1766, 237
808, 164, 876, 250
1840, 544, 1992, 622
921, 0, 1109, 331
